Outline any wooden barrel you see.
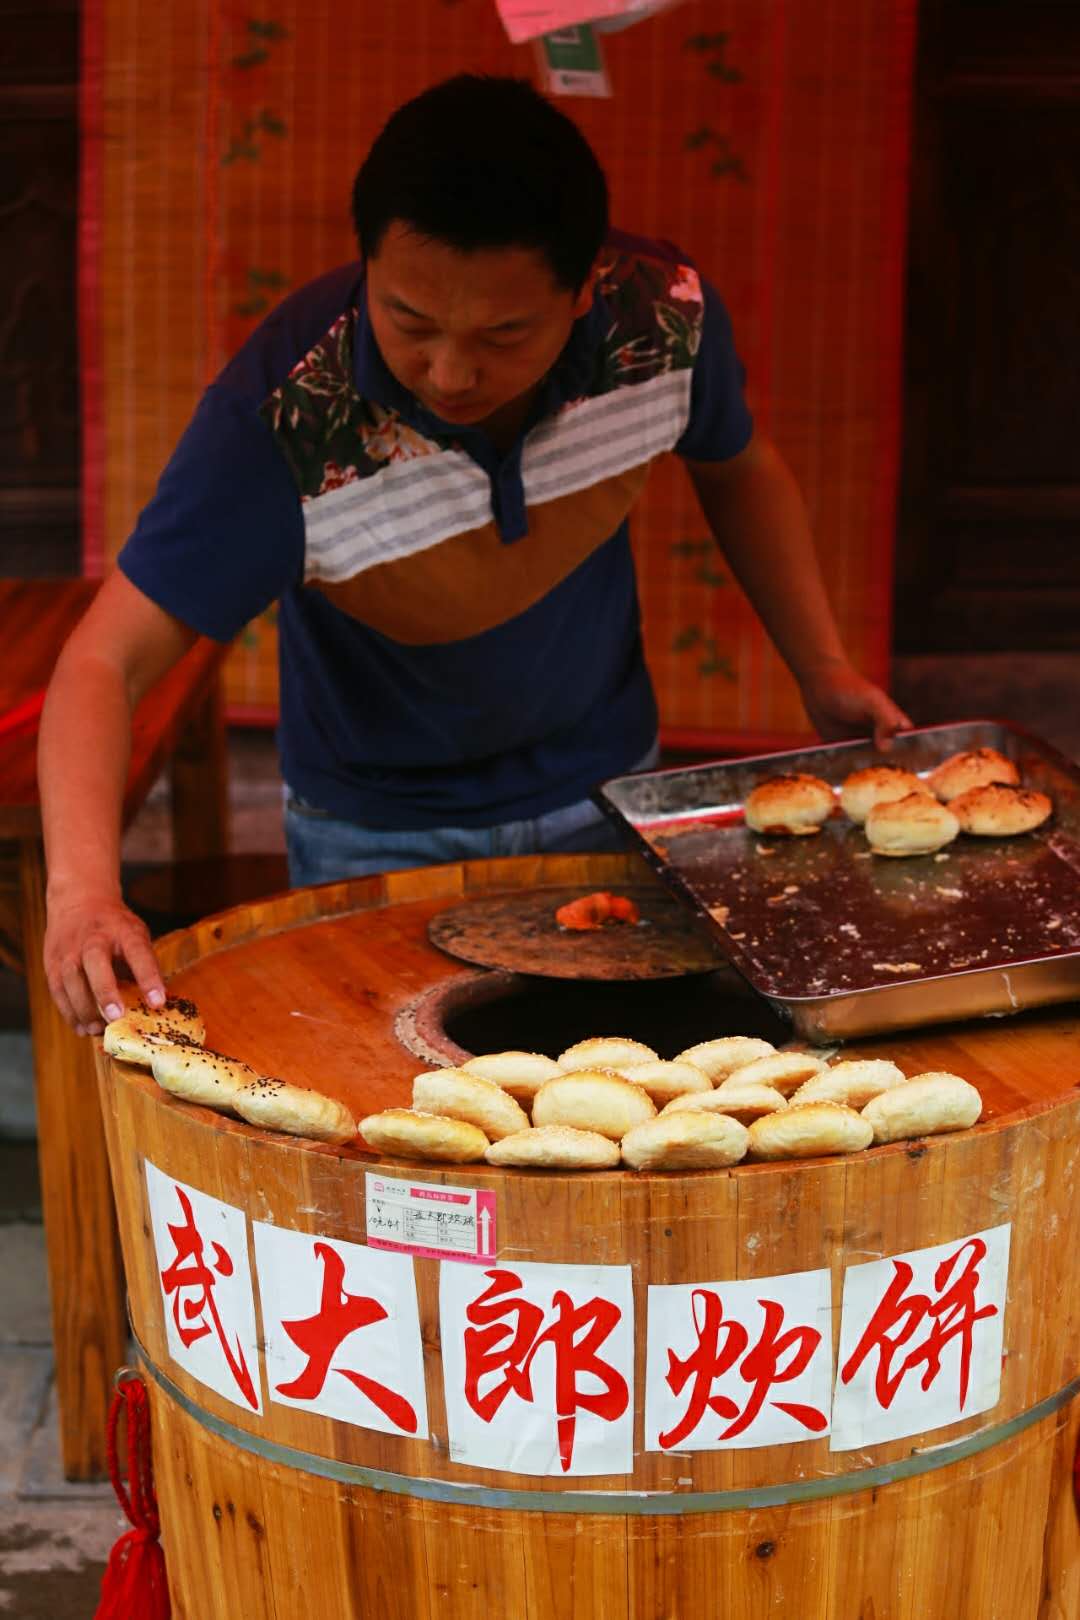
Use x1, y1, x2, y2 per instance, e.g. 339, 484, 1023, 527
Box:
95, 853, 1080, 1619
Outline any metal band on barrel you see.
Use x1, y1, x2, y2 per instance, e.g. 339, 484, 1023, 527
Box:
132, 1334, 1080, 1518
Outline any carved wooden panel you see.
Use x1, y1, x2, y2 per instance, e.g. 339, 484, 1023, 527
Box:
896, 1, 1080, 652
0, 0, 79, 575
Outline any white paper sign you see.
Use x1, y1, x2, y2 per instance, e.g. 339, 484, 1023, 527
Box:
145, 1161, 262, 1413
253, 1223, 428, 1439
440, 1261, 634, 1476
831, 1223, 1011, 1452
645, 1269, 833, 1452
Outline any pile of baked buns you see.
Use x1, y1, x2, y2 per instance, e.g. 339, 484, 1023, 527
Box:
102, 997, 358, 1144
359, 1034, 983, 1172
744, 746, 1052, 857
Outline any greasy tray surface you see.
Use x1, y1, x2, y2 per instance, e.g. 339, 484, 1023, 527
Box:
598, 721, 1080, 1005
428, 883, 725, 980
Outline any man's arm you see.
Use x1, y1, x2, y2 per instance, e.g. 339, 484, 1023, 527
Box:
39, 570, 198, 1033
684, 433, 911, 747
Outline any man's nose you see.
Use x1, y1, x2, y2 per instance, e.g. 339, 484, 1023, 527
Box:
427, 344, 477, 396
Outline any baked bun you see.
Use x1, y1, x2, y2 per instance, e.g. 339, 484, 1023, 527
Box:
950, 783, 1052, 837
132, 995, 204, 1041
744, 774, 835, 836
616, 1059, 712, 1105
928, 747, 1019, 803
359, 1108, 488, 1163
104, 1018, 198, 1069
485, 1126, 619, 1170
865, 793, 959, 857
150, 1045, 256, 1111
558, 1037, 658, 1072
720, 1052, 827, 1097
532, 1070, 657, 1140
461, 1050, 560, 1104
840, 766, 931, 825
104, 994, 205, 1066
412, 1068, 529, 1141
621, 1112, 749, 1171
674, 1036, 776, 1083
234, 1077, 357, 1144
661, 1083, 786, 1123
861, 1072, 982, 1144
790, 1058, 906, 1109
748, 1101, 873, 1161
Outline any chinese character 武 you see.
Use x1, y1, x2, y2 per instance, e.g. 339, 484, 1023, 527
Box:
159, 1185, 259, 1410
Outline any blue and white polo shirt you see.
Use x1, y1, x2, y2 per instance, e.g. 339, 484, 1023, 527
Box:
119, 230, 753, 827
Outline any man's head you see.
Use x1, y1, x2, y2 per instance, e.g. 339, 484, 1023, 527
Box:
353, 75, 609, 431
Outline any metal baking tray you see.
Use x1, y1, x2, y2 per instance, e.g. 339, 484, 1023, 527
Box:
597, 720, 1080, 1043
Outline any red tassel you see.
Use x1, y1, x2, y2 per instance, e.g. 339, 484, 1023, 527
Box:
96, 1372, 171, 1619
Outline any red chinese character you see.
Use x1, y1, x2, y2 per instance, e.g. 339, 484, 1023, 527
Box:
463, 1268, 628, 1472
659, 1288, 827, 1449
276, 1243, 418, 1433
159, 1186, 259, 1410
840, 1237, 997, 1411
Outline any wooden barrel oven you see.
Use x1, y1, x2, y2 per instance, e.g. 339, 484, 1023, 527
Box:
95, 853, 1080, 1619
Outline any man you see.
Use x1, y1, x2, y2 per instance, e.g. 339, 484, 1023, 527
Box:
40, 73, 909, 1035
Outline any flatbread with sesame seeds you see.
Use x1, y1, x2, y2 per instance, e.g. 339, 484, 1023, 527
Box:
234, 1076, 357, 1144
150, 1045, 256, 1112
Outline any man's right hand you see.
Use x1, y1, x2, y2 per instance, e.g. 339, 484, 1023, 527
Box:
43, 887, 166, 1036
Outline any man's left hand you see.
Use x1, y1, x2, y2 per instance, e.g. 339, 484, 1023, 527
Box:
797, 658, 913, 752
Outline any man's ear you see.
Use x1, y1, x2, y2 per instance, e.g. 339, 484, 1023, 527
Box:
571, 257, 606, 319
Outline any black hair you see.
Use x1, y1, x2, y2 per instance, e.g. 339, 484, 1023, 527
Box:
351, 74, 609, 293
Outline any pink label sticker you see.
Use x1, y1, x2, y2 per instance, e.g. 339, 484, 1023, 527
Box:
365, 1173, 497, 1264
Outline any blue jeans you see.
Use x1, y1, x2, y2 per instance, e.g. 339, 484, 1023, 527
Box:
284, 742, 659, 886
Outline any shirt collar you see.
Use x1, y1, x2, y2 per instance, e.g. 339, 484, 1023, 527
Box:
352, 271, 610, 444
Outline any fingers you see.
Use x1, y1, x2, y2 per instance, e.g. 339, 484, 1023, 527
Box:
872, 697, 915, 754
46, 970, 82, 1034
82, 941, 124, 1029
60, 953, 103, 1034
118, 922, 166, 1012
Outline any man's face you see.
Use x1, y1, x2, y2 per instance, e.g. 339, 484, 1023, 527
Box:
366, 221, 596, 431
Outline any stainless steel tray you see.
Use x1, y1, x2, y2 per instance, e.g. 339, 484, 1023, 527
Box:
597, 721, 1080, 1043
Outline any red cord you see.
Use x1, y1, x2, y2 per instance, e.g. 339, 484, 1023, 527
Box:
95, 1374, 171, 1618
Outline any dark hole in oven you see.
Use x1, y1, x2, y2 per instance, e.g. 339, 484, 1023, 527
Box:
442, 970, 790, 1061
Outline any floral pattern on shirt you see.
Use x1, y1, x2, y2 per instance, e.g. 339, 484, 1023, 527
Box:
261, 245, 705, 497
261, 308, 446, 500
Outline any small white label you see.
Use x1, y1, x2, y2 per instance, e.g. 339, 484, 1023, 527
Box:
365, 1172, 497, 1264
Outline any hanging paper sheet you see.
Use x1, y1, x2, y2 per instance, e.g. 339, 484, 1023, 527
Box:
144, 1161, 262, 1414
831, 1224, 1011, 1451
252, 1221, 429, 1437
496, 0, 682, 45
440, 1259, 634, 1475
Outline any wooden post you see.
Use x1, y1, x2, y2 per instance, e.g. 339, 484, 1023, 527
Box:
169, 676, 229, 863
19, 837, 126, 1479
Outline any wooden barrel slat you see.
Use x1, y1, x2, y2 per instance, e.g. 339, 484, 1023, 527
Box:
95, 855, 1080, 1617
